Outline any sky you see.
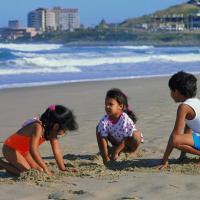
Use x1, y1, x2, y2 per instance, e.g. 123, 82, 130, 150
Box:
0, 0, 188, 27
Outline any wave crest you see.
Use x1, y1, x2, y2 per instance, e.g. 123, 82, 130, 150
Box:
0, 43, 62, 52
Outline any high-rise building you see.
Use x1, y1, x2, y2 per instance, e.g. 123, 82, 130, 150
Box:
52, 7, 62, 30
52, 7, 80, 31
45, 9, 56, 31
28, 7, 80, 32
28, 8, 45, 32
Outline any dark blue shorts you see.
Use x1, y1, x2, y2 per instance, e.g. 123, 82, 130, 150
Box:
192, 132, 200, 150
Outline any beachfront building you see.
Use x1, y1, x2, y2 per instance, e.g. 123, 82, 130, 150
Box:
0, 27, 37, 40
52, 7, 80, 31
45, 9, 56, 31
28, 7, 80, 33
28, 8, 56, 32
157, 23, 185, 31
189, 12, 200, 29
0, 19, 37, 40
8, 20, 20, 29
152, 14, 186, 31
28, 8, 46, 32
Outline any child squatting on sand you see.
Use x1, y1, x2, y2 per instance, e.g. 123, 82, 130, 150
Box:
96, 88, 144, 165
159, 71, 200, 169
0, 105, 78, 176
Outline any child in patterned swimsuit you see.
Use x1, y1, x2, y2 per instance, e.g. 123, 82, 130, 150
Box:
96, 88, 143, 165
0, 105, 78, 176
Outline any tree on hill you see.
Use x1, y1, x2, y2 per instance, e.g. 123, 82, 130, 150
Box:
98, 19, 109, 30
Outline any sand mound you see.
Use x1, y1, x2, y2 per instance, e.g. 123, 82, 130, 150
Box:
1, 149, 200, 186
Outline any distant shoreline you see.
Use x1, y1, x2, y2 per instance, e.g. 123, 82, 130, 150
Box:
63, 42, 200, 47
1, 72, 200, 91
1, 40, 200, 47
1, 24, 199, 46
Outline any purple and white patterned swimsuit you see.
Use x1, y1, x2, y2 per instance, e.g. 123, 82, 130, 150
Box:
97, 112, 137, 143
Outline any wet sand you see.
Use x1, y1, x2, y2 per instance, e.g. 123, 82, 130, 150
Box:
0, 75, 200, 200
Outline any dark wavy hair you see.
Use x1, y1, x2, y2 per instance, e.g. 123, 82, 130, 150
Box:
40, 105, 78, 140
106, 88, 137, 123
168, 71, 197, 98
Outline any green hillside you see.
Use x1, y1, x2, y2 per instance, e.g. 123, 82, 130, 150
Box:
120, 3, 199, 27
155, 3, 199, 16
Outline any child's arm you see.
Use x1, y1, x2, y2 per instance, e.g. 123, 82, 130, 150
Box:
97, 133, 110, 164
101, 138, 110, 164
160, 104, 188, 168
30, 124, 52, 175
110, 141, 125, 160
49, 137, 66, 171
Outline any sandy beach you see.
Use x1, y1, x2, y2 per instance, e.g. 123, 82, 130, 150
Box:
0, 75, 200, 200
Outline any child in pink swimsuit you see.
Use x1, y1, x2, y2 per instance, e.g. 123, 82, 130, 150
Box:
0, 105, 78, 176
96, 88, 143, 165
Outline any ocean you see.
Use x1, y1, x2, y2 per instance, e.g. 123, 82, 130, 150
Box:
0, 43, 200, 89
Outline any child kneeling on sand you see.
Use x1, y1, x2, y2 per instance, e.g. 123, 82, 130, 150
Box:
0, 105, 78, 176
96, 88, 143, 165
159, 71, 200, 168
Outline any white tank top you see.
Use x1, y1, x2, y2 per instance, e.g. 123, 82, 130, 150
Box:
183, 98, 200, 133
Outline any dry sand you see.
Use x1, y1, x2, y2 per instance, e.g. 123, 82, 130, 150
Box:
0, 75, 200, 200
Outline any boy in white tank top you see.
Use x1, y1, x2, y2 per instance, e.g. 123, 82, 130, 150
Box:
159, 71, 200, 169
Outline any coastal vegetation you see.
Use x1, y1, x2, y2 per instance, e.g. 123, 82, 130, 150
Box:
15, 28, 200, 46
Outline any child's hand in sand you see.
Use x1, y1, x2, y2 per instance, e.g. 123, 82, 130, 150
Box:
64, 162, 78, 173
110, 153, 119, 161
44, 168, 54, 176
157, 160, 169, 169
103, 156, 110, 165
63, 167, 78, 173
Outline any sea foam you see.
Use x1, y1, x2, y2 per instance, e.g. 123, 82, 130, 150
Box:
0, 43, 62, 52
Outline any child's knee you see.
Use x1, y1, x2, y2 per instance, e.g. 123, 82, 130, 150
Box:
171, 135, 181, 148
125, 132, 141, 153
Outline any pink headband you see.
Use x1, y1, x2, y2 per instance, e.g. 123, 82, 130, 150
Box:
49, 104, 56, 111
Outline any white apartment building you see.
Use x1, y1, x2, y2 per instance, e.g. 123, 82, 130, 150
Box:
28, 7, 80, 32
52, 7, 80, 31
45, 9, 56, 31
